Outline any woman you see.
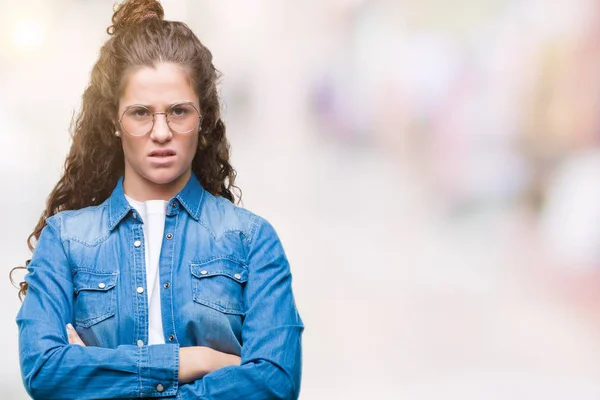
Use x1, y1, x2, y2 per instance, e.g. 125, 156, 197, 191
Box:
12, 1, 303, 399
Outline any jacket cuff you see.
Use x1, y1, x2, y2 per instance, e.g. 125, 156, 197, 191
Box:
139, 343, 179, 397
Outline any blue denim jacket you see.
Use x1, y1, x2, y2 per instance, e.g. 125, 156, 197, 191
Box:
16, 174, 303, 399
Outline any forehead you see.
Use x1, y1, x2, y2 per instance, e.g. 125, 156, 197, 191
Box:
119, 62, 197, 108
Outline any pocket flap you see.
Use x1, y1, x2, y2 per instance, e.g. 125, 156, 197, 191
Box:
190, 259, 248, 283
73, 271, 118, 294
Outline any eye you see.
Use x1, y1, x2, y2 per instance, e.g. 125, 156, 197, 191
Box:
134, 108, 150, 118
169, 106, 189, 117
125, 106, 151, 119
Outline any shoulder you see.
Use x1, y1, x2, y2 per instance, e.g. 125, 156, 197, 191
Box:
46, 203, 111, 246
199, 192, 274, 245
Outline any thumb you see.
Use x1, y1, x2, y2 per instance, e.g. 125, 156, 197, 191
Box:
66, 323, 86, 346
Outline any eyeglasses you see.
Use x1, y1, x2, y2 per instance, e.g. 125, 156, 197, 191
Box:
118, 102, 202, 137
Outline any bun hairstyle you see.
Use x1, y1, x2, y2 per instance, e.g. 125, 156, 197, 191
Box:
11, 0, 240, 300
107, 0, 165, 35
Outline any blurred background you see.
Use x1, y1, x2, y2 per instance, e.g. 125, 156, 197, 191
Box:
2, 0, 600, 398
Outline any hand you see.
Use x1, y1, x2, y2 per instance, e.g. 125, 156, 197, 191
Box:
66, 323, 86, 346
179, 346, 241, 384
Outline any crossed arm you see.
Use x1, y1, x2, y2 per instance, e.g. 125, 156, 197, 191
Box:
66, 323, 240, 384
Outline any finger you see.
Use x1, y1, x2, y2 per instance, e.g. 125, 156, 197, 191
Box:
66, 323, 86, 346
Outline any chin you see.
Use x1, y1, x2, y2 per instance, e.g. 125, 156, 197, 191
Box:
144, 168, 188, 186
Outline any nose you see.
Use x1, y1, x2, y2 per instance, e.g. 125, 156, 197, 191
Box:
149, 113, 172, 143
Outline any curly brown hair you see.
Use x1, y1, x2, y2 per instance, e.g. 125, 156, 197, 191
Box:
10, 0, 240, 300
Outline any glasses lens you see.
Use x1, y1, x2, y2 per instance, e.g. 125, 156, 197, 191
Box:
121, 106, 153, 136
167, 103, 200, 134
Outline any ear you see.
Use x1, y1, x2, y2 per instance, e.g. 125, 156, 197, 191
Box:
112, 119, 121, 137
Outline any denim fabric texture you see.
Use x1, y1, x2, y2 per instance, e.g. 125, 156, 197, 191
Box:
17, 174, 303, 399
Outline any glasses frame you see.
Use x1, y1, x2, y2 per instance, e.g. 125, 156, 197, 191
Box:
118, 102, 202, 137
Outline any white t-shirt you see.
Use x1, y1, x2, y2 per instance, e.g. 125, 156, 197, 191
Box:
125, 195, 167, 345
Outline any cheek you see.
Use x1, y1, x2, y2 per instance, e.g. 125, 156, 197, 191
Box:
121, 138, 145, 162
183, 136, 199, 160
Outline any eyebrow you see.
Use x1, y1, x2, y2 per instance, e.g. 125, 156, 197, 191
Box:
125, 101, 197, 110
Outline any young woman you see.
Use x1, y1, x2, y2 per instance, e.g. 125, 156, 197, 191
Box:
12, 1, 303, 399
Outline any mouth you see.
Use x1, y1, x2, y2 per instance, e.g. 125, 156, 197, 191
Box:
148, 150, 176, 157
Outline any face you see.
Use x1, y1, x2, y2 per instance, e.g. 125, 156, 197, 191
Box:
117, 62, 199, 199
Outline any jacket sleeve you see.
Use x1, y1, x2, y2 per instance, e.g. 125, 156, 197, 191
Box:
178, 216, 304, 400
16, 217, 180, 400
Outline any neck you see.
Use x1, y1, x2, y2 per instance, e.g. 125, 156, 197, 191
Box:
123, 169, 191, 201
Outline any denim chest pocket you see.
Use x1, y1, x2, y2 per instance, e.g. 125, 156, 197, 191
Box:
190, 259, 248, 315
72, 271, 118, 328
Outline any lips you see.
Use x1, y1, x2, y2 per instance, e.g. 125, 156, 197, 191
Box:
148, 149, 176, 157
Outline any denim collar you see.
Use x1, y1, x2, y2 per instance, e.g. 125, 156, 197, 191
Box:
107, 173, 206, 230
